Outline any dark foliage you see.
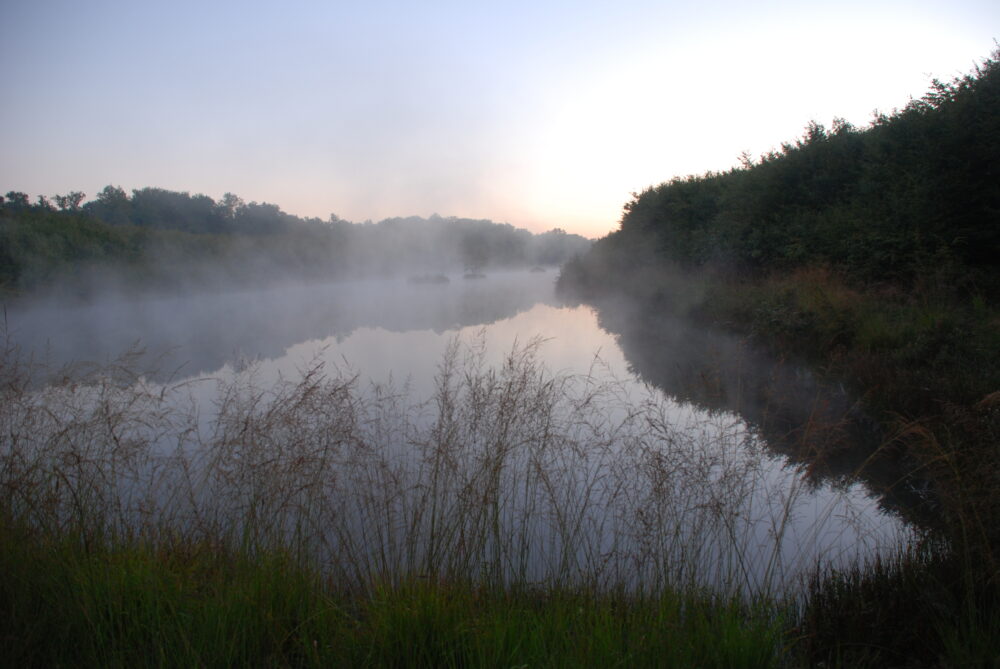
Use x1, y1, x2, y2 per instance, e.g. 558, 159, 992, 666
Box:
591, 51, 999, 286
557, 51, 1000, 666
0, 189, 591, 295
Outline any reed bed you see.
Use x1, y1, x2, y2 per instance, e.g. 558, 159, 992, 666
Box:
0, 333, 904, 665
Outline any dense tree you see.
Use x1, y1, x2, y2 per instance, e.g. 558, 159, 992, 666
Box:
216, 192, 245, 221
4, 191, 29, 209
85, 185, 132, 226
1, 185, 592, 294
127, 187, 226, 233
53, 191, 86, 211
577, 50, 999, 287
234, 201, 292, 234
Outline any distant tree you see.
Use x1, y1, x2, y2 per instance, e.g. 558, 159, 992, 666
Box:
461, 229, 489, 271
35, 195, 54, 210
53, 191, 85, 211
4, 191, 30, 209
96, 185, 128, 206
128, 187, 225, 233
532, 228, 592, 265
84, 185, 132, 226
831, 116, 855, 135
234, 201, 290, 234
793, 121, 827, 149
216, 192, 244, 219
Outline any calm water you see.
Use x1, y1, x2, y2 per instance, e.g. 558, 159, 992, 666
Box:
4, 270, 912, 591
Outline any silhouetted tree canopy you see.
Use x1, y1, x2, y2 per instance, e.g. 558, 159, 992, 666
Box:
0, 185, 591, 294
568, 50, 999, 289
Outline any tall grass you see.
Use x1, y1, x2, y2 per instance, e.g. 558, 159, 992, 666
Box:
0, 527, 786, 667
0, 332, 902, 664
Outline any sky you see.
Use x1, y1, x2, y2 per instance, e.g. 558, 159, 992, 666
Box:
1, 1, 996, 238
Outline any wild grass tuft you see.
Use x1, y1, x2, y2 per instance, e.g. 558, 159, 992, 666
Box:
0, 332, 900, 665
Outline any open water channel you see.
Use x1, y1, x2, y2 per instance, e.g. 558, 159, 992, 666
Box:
3, 270, 911, 594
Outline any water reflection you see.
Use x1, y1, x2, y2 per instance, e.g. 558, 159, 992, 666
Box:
2, 271, 914, 592
4, 271, 558, 382
582, 295, 934, 529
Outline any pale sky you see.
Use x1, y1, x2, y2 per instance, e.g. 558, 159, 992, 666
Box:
1, 1, 996, 238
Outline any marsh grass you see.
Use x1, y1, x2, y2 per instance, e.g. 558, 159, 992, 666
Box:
796, 403, 1000, 667
701, 266, 1000, 416
0, 332, 899, 665
796, 541, 1000, 667
0, 523, 787, 667
698, 268, 1000, 666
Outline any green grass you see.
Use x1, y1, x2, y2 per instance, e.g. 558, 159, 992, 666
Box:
1, 522, 340, 667
558, 258, 1000, 666
0, 519, 787, 668
1, 333, 801, 666
796, 544, 1000, 667
4, 324, 991, 667
697, 266, 1000, 412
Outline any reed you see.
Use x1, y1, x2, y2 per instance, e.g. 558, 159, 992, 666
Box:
0, 332, 899, 665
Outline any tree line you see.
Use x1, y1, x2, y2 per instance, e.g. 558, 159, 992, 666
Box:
561, 49, 999, 293
0, 188, 591, 294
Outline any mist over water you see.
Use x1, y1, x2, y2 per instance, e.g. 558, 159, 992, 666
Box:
1, 270, 912, 591
4, 270, 559, 383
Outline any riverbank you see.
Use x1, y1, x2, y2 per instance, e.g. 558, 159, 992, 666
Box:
1, 328, 912, 667
551, 53, 1000, 663
556, 253, 1000, 666
1, 521, 788, 668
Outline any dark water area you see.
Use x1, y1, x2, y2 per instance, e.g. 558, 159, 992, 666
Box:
2, 271, 558, 383
1, 271, 914, 591
580, 294, 936, 530
3, 271, 923, 519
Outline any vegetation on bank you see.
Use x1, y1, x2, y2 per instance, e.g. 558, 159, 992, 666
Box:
595, 51, 998, 284
0, 329, 988, 666
0, 336, 812, 666
0, 188, 590, 296
3, 50, 998, 668
558, 46, 999, 478
558, 50, 1000, 666
1, 528, 785, 668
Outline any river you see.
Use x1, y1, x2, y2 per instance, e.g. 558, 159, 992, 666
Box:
1, 270, 911, 594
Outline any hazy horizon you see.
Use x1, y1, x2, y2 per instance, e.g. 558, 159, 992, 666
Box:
2, 0, 996, 238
